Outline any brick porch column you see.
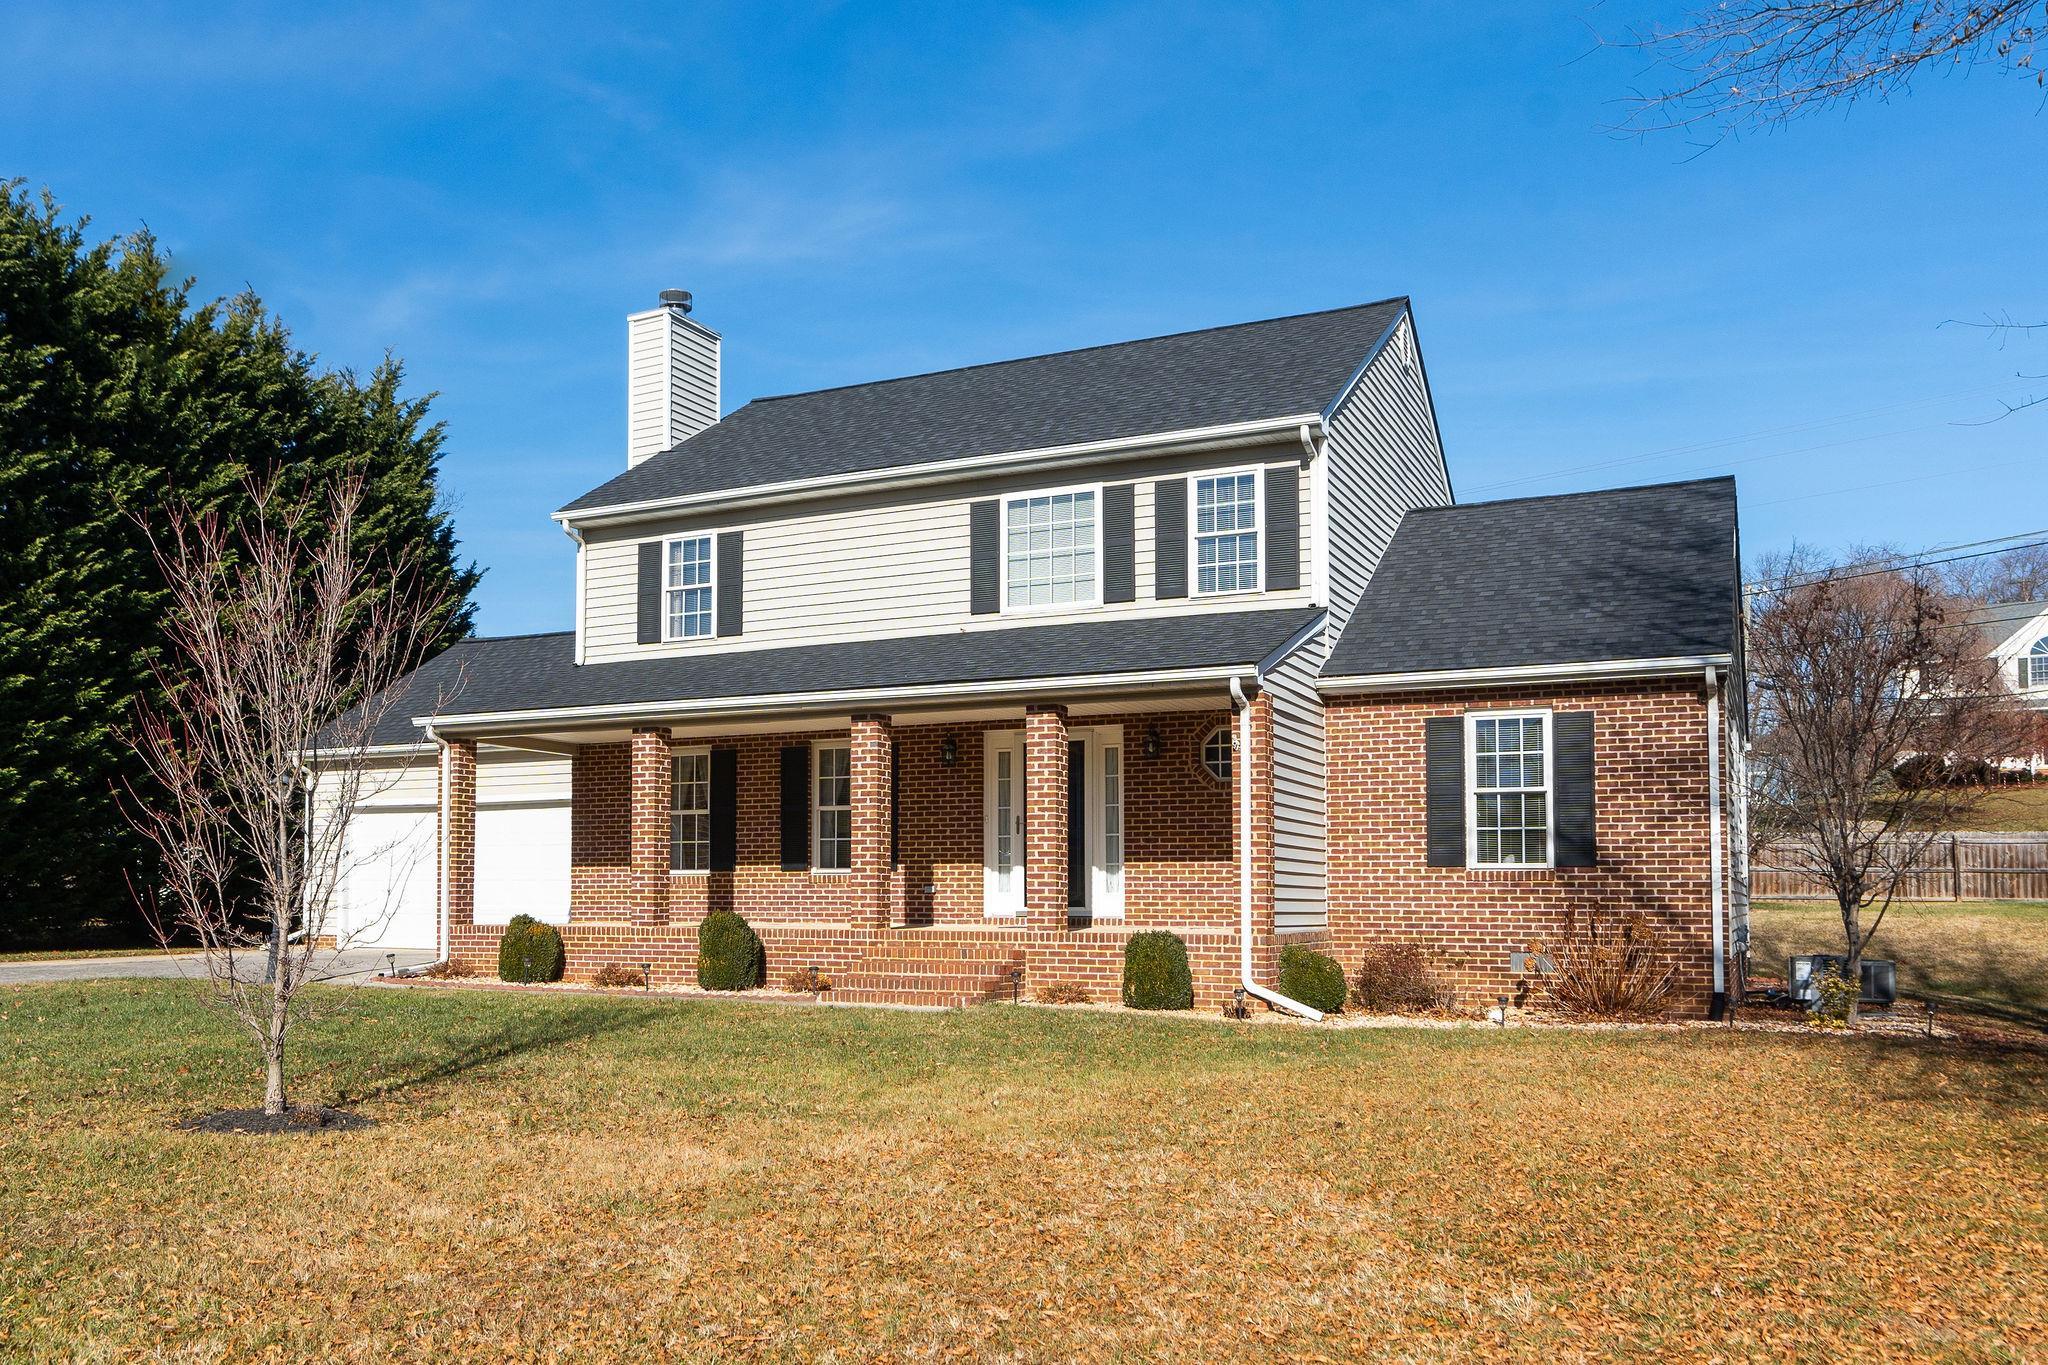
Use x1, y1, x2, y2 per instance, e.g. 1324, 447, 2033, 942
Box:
628, 726, 672, 927
1024, 703, 1070, 932
443, 738, 476, 933
850, 714, 894, 929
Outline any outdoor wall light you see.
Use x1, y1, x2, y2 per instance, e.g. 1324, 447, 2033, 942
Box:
1143, 726, 1163, 760
940, 736, 959, 767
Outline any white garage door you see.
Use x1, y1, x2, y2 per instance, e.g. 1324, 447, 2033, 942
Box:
475, 803, 572, 925
334, 807, 440, 950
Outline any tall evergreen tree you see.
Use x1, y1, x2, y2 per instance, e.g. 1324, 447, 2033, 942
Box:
0, 183, 478, 947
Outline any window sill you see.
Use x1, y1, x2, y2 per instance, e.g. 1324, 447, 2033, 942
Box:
670, 870, 708, 878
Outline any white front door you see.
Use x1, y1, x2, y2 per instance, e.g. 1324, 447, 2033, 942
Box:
983, 730, 1026, 917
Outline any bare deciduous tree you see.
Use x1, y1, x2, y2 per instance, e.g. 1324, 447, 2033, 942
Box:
1747, 551, 2032, 1019
125, 474, 450, 1116
1936, 540, 2048, 604
1617, 1, 2045, 135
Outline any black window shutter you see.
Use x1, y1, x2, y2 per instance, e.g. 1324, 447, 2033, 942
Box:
1554, 711, 1597, 867
636, 541, 663, 644
709, 748, 738, 872
716, 531, 743, 637
969, 500, 1000, 614
1264, 465, 1300, 591
1102, 483, 1136, 603
890, 740, 902, 866
1153, 479, 1187, 598
778, 745, 810, 871
1425, 716, 1465, 867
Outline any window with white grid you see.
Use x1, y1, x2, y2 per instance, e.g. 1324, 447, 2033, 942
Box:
671, 751, 709, 872
1468, 712, 1551, 867
1004, 490, 1097, 609
1193, 472, 1259, 594
665, 535, 713, 639
813, 743, 851, 872
2025, 637, 2048, 689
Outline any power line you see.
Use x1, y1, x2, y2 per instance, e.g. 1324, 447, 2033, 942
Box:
1750, 534, 2048, 594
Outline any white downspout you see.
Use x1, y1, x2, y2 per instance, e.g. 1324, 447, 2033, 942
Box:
567, 526, 588, 667
1230, 675, 1324, 1021
1705, 665, 1727, 1014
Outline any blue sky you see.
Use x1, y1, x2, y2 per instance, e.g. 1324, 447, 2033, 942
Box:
5, 2, 2043, 635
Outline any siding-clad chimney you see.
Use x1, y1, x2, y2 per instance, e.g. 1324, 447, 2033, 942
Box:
626, 289, 720, 468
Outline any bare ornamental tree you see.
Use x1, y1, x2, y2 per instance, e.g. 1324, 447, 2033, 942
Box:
126, 474, 451, 1117
1746, 554, 2032, 1019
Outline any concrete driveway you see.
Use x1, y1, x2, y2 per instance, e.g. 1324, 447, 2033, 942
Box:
0, 947, 436, 986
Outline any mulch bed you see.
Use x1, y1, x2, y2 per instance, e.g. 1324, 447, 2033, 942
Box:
176, 1105, 376, 1135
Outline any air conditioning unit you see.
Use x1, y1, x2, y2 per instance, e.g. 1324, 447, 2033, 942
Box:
1788, 954, 1897, 1009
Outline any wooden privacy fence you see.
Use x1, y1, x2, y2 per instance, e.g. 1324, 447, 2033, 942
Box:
1754, 833, 2048, 901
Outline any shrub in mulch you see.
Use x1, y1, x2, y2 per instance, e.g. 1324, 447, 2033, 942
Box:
589, 962, 647, 989
1350, 943, 1456, 1015
178, 1105, 375, 1135
785, 966, 833, 994
1277, 945, 1347, 1013
697, 910, 764, 991
1536, 909, 1676, 1019
1032, 980, 1093, 1005
498, 915, 566, 983
1121, 931, 1193, 1011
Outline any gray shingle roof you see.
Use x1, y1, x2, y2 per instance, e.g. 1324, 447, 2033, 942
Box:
1965, 599, 2048, 653
559, 299, 1409, 513
1325, 477, 1739, 681
345, 607, 1321, 746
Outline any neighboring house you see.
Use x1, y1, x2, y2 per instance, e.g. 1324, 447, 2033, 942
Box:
1971, 598, 2048, 770
320, 294, 1746, 1015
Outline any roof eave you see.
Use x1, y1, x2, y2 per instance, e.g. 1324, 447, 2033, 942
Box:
1318, 654, 1733, 695
416, 662, 1263, 735
554, 412, 1326, 530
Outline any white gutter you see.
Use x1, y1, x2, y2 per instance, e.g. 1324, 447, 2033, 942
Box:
1229, 676, 1323, 1021
1319, 654, 1734, 695
555, 413, 1324, 529
1705, 665, 1727, 1014
417, 663, 1259, 735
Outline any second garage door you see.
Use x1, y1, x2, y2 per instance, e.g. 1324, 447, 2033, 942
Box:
474, 802, 572, 925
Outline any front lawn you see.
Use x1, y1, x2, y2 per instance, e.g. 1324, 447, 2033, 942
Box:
2, 982, 2043, 1359
1750, 898, 2048, 1030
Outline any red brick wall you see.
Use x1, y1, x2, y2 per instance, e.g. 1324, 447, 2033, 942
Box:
1325, 678, 1724, 1016
444, 739, 475, 930
1022, 704, 1069, 932
628, 727, 672, 926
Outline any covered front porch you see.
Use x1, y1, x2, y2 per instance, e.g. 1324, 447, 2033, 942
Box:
434, 682, 1282, 1006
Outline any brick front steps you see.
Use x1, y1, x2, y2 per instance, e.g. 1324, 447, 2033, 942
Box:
831, 934, 1027, 1008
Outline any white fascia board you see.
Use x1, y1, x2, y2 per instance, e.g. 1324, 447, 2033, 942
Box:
304, 741, 438, 764
1318, 306, 1410, 424
1256, 610, 1329, 679
554, 412, 1325, 530
415, 664, 1259, 735
1318, 654, 1734, 694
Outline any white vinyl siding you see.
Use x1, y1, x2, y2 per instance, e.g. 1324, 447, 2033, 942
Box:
580, 450, 1315, 662
1322, 316, 1453, 645
1264, 627, 1329, 931
627, 308, 718, 466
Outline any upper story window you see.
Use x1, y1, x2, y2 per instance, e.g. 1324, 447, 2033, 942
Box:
813, 743, 852, 871
2024, 637, 2048, 689
1192, 471, 1260, 595
1468, 711, 1551, 868
665, 535, 714, 639
671, 751, 710, 872
1004, 488, 1098, 610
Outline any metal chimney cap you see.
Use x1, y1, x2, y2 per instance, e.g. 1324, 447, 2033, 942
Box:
657, 288, 693, 313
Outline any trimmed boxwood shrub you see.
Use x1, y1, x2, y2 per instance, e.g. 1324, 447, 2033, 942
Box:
1277, 944, 1346, 1014
697, 910, 764, 991
1121, 931, 1193, 1010
498, 914, 565, 983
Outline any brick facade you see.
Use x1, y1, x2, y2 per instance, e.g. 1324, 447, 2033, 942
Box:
628, 726, 672, 927
1324, 676, 1729, 1017
1022, 703, 1069, 932
444, 739, 476, 930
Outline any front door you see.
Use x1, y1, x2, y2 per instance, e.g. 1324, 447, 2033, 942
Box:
982, 730, 1026, 917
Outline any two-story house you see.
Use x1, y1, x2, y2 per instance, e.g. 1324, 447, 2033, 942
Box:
324, 294, 1746, 1015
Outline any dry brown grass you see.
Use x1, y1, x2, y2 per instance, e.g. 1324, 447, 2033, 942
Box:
1031, 980, 1093, 1005
1, 980, 2043, 1360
